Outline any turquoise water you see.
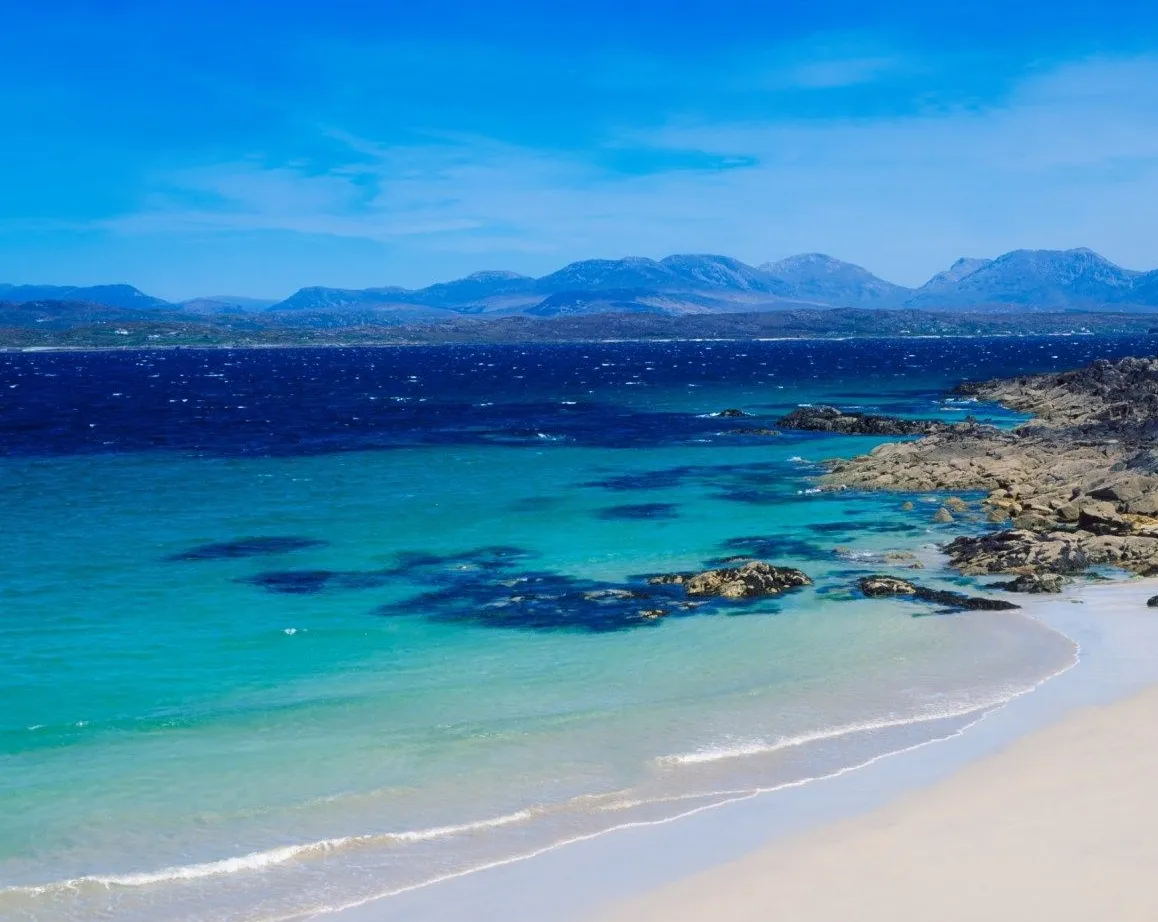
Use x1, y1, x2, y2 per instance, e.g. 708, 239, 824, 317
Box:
2, 337, 1146, 921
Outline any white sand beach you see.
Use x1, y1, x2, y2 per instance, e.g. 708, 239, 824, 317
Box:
332, 578, 1158, 922
594, 683, 1158, 922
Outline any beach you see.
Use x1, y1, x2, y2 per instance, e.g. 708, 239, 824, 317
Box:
594, 672, 1158, 922
330, 577, 1158, 922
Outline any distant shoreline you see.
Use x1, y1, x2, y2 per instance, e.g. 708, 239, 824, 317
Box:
5, 328, 1156, 354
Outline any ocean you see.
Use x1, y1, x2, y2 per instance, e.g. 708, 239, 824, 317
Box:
2, 335, 1154, 921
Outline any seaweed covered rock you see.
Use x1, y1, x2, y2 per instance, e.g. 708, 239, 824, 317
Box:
778, 406, 959, 436
991, 572, 1069, 594
650, 561, 812, 600
943, 530, 1092, 576
856, 575, 1020, 612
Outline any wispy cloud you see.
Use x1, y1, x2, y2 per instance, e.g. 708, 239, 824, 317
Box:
99, 55, 1158, 285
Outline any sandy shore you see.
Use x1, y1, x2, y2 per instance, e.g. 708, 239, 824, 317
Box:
594, 682, 1158, 922
329, 579, 1158, 922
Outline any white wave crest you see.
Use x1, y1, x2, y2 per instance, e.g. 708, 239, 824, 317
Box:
0, 809, 535, 895
656, 690, 1040, 766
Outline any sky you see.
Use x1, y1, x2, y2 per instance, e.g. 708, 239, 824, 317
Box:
3, 0, 1158, 300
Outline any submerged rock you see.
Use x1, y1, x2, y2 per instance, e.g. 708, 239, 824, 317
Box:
725, 427, 782, 436
857, 575, 1020, 612
168, 536, 328, 561
650, 561, 812, 600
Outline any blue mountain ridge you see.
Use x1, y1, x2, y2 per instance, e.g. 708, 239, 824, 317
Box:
4, 249, 1158, 320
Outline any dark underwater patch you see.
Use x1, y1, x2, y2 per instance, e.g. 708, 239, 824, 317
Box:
598, 503, 679, 520
709, 534, 834, 563
806, 521, 921, 536
581, 461, 786, 494
168, 536, 329, 561
241, 569, 402, 594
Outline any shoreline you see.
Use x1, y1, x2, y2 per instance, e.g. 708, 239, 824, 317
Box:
322, 574, 1158, 922
0, 329, 1139, 354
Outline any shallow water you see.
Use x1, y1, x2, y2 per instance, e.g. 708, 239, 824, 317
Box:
1, 336, 1151, 921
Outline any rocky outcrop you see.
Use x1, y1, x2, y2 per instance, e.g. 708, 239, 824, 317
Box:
857, 575, 1020, 611
991, 572, 1069, 594
778, 405, 991, 437
650, 561, 812, 599
821, 354, 1158, 588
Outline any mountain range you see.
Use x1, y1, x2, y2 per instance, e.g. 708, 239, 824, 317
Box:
5, 248, 1158, 326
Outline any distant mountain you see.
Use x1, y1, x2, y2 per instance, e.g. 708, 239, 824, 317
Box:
269, 286, 413, 312
406, 271, 536, 307
1130, 269, 1158, 305
759, 253, 912, 307
526, 289, 671, 317
659, 254, 787, 294
907, 248, 1144, 310
12, 248, 1158, 329
179, 295, 278, 314
917, 257, 994, 295
534, 257, 681, 293
0, 283, 170, 310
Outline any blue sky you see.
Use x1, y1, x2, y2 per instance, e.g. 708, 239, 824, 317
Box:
3, 0, 1158, 299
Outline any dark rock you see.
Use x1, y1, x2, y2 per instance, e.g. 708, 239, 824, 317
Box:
857, 574, 1020, 612
944, 530, 1092, 576
650, 561, 812, 599
725, 427, 782, 436
992, 572, 1068, 593
715, 408, 752, 418
778, 406, 983, 437
1077, 501, 1132, 536
859, 576, 919, 596
1148, 595, 1158, 608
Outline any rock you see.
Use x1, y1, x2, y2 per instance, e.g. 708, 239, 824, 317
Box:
1077, 501, 1132, 536
1148, 595, 1158, 608
987, 507, 1012, 523
944, 497, 970, 512
652, 561, 812, 600
1087, 476, 1149, 504
583, 588, 649, 602
639, 608, 669, 620
933, 507, 955, 523
1011, 511, 1058, 532
944, 530, 1092, 576
992, 572, 1068, 593
1126, 494, 1158, 517
819, 354, 1158, 580
778, 406, 970, 437
715, 408, 751, 418
859, 576, 918, 596
856, 575, 1020, 612
725, 427, 782, 436
901, 501, 915, 511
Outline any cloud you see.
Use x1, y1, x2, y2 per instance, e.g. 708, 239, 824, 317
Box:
99, 55, 1158, 285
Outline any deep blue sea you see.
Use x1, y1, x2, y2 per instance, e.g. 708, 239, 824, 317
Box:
2, 336, 1153, 921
